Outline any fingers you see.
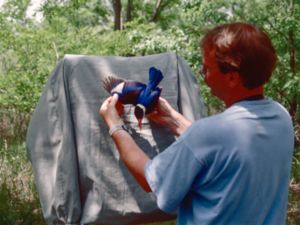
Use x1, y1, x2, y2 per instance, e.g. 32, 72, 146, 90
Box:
99, 95, 115, 115
159, 97, 170, 106
103, 96, 112, 105
146, 110, 158, 120
99, 95, 123, 127
116, 100, 124, 115
109, 94, 124, 115
158, 96, 166, 101
100, 94, 118, 111
100, 96, 111, 112
110, 93, 119, 106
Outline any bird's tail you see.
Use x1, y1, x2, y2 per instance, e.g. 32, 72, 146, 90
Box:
102, 76, 124, 93
148, 67, 163, 90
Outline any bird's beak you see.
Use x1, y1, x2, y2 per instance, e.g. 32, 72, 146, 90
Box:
138, 119, 143, 130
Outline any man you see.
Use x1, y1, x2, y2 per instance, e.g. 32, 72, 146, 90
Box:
100, 22, 294, 224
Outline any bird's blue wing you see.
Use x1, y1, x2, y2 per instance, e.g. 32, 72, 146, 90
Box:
139, 87, 162, 113
118, 81, 146, 105
146, 87, 162, 113
136, 67, 163, 107
102, 76, 146, 105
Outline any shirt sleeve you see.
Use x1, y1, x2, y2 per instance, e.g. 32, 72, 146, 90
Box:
144, 138, 204, 213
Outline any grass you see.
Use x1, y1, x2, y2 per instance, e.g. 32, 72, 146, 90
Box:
0, 142, 44, 225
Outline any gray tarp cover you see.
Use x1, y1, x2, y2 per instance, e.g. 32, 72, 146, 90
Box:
26, 52, 205, 225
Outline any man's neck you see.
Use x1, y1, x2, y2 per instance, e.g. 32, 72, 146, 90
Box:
225, 86, 264, 108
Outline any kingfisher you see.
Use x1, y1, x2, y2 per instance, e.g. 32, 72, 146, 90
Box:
102, 67, 163, 129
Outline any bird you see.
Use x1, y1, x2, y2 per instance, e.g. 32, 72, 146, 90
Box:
102, 67, 164, 129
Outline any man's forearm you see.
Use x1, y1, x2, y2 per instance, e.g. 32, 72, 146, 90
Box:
111, 129, 152, 192
167, 111, 192, 136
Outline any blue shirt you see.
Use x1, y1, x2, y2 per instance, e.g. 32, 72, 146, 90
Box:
144, 99, 294, 225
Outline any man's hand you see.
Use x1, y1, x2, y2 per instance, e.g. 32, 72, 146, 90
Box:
147, 97, 175, 125
99, 94, 124, 128
147, 97, 192, 136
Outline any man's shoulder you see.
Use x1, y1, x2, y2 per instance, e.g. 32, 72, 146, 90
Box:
190, 111, 233, 132
181, 112, 231, 147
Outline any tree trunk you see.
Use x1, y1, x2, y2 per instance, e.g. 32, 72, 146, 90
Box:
126, 0, 132, 22
150, 0, 164, 22
112, 0, 122, 30
288, 30, 298, 122
287, 0, 297, 123
289, 31, 296, 74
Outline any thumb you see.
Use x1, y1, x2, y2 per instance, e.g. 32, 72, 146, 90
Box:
110, 93, 119, 106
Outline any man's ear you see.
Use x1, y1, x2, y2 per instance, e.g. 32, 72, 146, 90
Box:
226, 72, 241, 88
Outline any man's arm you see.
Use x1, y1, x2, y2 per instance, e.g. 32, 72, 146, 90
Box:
111, 129, 151, 192
100, 94, 151, 192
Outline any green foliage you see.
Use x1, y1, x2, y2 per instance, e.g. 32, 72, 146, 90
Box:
125, 20, 189, 56
0, 143, 44, 225
288, 147, 300, 224
43, 0, 110, 28
1, 0, 31, 23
